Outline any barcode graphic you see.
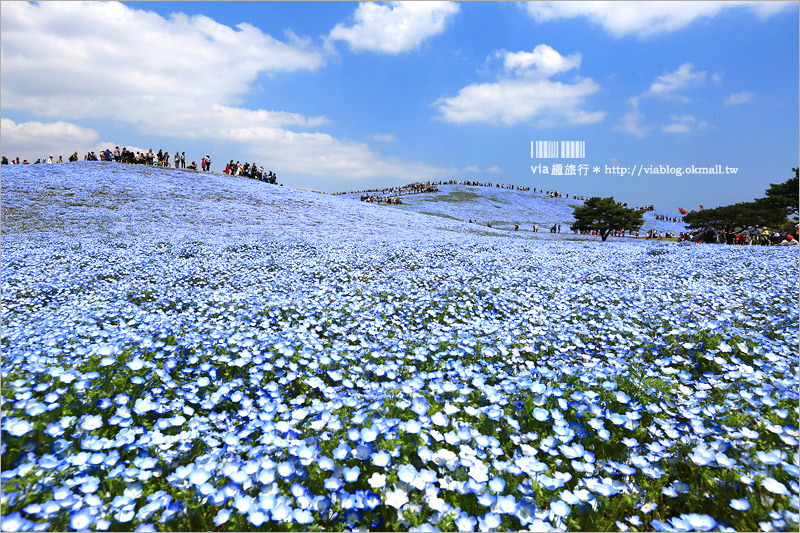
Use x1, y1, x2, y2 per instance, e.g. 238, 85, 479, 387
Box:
532, 140, 585, 159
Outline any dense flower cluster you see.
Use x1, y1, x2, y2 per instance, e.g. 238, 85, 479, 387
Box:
1, 164, 797, 532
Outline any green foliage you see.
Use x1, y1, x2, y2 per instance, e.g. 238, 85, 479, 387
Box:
570, 196, 644, 241
764, 168, 799, 217
684, 168, 799, 231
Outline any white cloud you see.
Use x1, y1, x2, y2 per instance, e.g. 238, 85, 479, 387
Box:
523, 1, 794, 38
645, 63, 706, 98
1, 118, 99, 160
461, 165, 503, 174
221, 125, 447, 179
1, 1, 448, 182
661, 114, 708, 133
498, 44, 581, 77
662, 122, 692, 133
614, 109, 651, 138
615, 62, 709, 136
0, 1, 326, 122
95, 142, 148, 157
329, 1, 460, 54
436, 44, 604, 126
368, 133, 397, 143
724, 92, 754, 105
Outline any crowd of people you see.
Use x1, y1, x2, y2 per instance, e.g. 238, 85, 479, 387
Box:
333, 182, 440, 200
224, 161, 277, 184
358, 182, 439, 203
437, 179, 531, 191
646, 230, 676, 239
653, 213, 681, 222
2, 147, 281, 186
116, 148, 190, 168
679, 225, 799, 246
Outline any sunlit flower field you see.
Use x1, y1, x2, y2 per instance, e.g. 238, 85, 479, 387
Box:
2, 163, 798, 532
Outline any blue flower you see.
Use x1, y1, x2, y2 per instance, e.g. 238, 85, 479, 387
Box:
411, 397, 430, 416
455, 513, 477, 532
318, 456, 335, 471
385, 488, 409, 509
368, 472, 386, 489
680, 513, 716, 531
324, 476, 343, 491
5, 419, 33, 437
293, 509, 314, 524
488, 477, 506, 493
371, 450, 391, 467
550, 500, 570, 518
277, 461, 295, 478
729, 498, 750, 511
762, 477, 789, 496
342, 466, 360, 483
70, 508, 95, 531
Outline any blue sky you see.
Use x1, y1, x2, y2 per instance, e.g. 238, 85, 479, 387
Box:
1, 1, 797, 210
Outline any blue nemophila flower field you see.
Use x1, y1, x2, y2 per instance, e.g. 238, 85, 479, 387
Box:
2, 163, 798, 532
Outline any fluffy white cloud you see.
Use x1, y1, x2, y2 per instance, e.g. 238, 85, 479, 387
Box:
1, 118, 99, 160
498, 44, 581, 77
436, 44, 603, 126
523, 1, 793, 38
329, 1, 459, 53
1, 1, 448, 182
724, 92, 754, 105
0, 1, 325, 122
645, 63, 706, 98
436, 76, 604, 126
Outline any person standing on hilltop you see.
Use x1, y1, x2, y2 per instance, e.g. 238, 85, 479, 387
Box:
205, 154, 212, 172
180, 152, 186, 169
174, 151, 180, 169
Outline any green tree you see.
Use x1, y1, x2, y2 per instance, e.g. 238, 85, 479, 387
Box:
762, 167, 799, 219
684, 169, 799, 231
571, 197, 644, 241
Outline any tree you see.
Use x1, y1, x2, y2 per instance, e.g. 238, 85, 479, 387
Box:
684, 169, 799, 231
571, 197, 644, 241
763, 167, 798, 219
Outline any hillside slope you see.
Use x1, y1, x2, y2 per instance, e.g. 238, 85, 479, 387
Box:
2, 163, 476, 243
345, 184, 689, 236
